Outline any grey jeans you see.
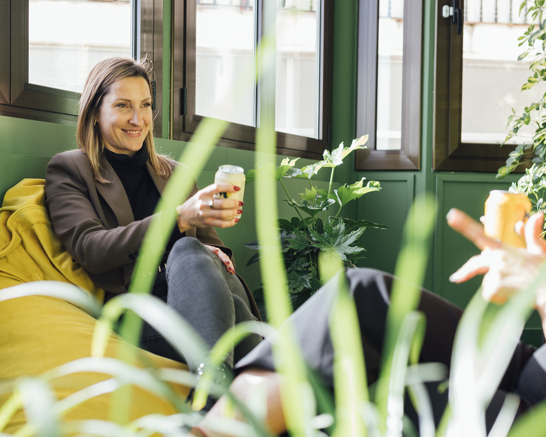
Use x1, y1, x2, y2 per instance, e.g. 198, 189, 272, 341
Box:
140, 237, 262, 370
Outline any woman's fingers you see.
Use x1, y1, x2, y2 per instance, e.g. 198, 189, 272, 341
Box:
525, 211, 546, 255
204, 245, 236, 274
449, 253, 492, 283
176, 183, 244, 232
200, 183, 242, 197
446, 208, 502, 251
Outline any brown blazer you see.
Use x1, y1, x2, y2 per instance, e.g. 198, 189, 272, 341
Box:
44, 150, 260, 318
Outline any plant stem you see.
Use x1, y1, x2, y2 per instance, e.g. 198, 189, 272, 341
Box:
280, 179, 305, 222
279, 180, 317, 280
323, 167, 335, 229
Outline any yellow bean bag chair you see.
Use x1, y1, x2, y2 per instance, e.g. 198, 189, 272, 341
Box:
0, 180, 190, 434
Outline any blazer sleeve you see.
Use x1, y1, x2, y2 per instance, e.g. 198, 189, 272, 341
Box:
45, 152, 166, 275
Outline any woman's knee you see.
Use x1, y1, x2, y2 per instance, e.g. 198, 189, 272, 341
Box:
166, 238, 215, 278
170, 237, 208, 258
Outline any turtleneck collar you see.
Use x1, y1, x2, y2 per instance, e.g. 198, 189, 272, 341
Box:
103, 146, 149, 172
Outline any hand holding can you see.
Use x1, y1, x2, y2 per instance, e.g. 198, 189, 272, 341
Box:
484, 190, 531, 248
214, 165, 245, 220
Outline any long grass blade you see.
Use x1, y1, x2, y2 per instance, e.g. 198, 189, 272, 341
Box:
507, 399, 546, 437
60, 420, 133, 437
93, 293, 209, 368
15, 378, 60, 437
326, 262, 369, 436
447, 289, 488, 437
386, 312, 427, 437
193, 321, 275, 410
0, 392, 21, 433
487, 393, 520, 437
254, 3, 313, 435
0, 281, 101, 317
375, 194, 437, 430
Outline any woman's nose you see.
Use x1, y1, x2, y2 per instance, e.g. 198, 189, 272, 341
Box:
129, 109, 143, 125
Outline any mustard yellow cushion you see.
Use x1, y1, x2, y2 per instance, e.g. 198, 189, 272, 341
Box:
0, 294, 190, 434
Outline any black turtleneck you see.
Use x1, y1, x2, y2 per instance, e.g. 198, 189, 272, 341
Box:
103, 146, 160, 221
103, 147, 183, 262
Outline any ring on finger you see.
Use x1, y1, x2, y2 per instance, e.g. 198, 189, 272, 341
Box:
206, 199, 214, 208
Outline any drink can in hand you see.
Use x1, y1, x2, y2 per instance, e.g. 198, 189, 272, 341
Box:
214, 165, 245, 220
484, 190, 531, 248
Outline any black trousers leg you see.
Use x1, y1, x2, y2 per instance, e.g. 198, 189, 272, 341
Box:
235, 268, 537, 430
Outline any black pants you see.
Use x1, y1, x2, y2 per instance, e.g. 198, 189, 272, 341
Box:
235, 268, 537, 430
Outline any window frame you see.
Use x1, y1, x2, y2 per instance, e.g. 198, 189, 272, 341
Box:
172, 0, 334, 159
355, 0, 422, 171
0, 0, 9, 106
0, 0, 165, 134
432, 0, 523, 172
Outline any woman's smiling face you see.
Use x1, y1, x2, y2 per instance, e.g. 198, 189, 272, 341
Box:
97, 76, 152, 156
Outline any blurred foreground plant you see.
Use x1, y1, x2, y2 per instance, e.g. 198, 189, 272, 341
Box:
245, 135, 387, 313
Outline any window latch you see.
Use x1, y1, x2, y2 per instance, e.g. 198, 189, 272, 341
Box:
442, 1, 463, 35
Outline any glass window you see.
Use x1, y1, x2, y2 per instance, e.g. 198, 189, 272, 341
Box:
461, 0, 539, 145
376, 0, 404, 150
355, 0, 422, 171
276, 0, 319, 138
195, 0, 256, 126
177, 0, 332, 159
29, 0, 132, 94
433, 0, 538, 172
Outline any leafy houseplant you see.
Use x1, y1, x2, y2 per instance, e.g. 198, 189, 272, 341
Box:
244, 135, 387, 314
497, 0, 546, 229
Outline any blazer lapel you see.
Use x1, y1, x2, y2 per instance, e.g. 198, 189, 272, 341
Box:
94, 158, 135, 226
147, 162, 168, 195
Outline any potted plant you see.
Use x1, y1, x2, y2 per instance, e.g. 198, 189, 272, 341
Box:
497, 0, 546, 229
244, 135, 387, 316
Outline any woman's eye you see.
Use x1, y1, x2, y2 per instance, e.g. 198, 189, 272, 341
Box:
117, 103, 128, 108
143, 102, 151, 108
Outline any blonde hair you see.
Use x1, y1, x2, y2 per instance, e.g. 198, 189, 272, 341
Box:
77, 57, 172, 183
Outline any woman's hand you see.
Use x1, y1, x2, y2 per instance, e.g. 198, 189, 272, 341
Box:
205, 245, 236, 274
446, 208, 546, 306
176, 183, 244, 234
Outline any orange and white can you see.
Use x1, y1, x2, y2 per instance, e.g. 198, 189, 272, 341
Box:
484, 190, 532, 248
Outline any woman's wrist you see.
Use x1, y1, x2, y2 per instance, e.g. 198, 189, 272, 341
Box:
176, 206, 191, 233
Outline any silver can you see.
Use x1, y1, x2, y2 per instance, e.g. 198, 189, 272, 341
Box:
214, 165, 245, 220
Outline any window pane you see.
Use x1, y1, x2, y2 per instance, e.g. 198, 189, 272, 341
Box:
29, 0, 132, 94
275, 0, 319, 139
376, 0, 403, 150
195, 0, 256, 126
462, 0, 540, 144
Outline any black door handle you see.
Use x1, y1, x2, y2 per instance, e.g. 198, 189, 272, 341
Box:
452, 0, 463, 35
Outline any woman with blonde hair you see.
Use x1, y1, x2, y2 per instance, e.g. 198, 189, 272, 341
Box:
45, 57, 262, 379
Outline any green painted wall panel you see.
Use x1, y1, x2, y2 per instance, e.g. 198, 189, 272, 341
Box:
357, 175, 415, 273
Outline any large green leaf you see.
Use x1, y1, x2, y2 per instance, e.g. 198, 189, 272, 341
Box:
276, 157, 300, 180
308, 220, 365, 261
332, 217, 388, 232
246, 157, 299, 184
287, 198, 336, 217
335, 179, 381, 207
